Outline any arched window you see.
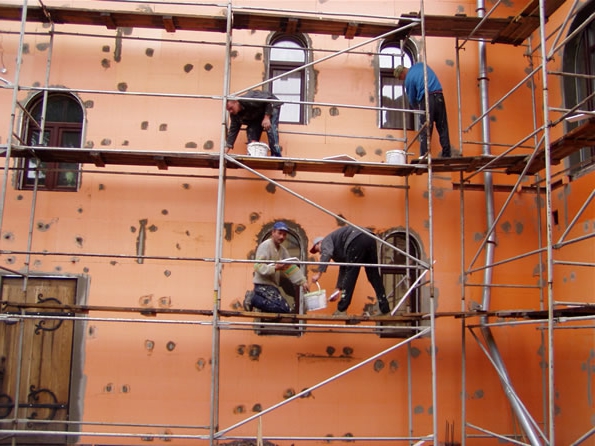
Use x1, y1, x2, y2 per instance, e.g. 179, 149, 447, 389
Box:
20, 92, 83, 191
563, 1, 595, 176
379, 41, 416, 130
268, 34, 308, 124
378, 231, 423, 338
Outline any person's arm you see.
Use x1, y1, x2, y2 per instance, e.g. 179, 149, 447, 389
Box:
404, 75, 418, 108
225, 115, 241, 150
261, 113, 272, 131
311, 239, 333, 282
254, 242, 277, 276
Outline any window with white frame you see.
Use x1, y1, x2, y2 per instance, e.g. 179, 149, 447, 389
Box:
379, 41, 416, 130
268, 34, 308, 124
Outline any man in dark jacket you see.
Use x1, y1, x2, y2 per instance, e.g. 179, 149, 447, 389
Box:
225, 90, 283, 157
310, 226, 391, 315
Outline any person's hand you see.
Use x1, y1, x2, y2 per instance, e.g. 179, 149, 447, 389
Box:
262, 115, 272, 131
225, 145, 233, 154
311, 272, 321, 283
301, 282, 310, 293
275, 262, 289, 271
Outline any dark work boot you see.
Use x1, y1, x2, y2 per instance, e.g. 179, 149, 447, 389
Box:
243, 290, 254, 311
378, 298, 390, 315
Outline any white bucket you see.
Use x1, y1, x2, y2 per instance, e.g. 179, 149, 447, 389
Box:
386, 149, 407, 164
247, 142, 269, 157
304, 283, 327, 312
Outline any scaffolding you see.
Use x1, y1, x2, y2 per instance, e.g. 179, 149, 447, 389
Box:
0, 0, 593, 445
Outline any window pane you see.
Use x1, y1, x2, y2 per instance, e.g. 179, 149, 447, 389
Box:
379, 43, 414, 130
57, 163, 79, 187
32, 95, 83, 122
379, 45, 411, 70
25, 159, 47, 185
60, 130, 82, 148
272, 69, 302, 123
271, 40, 305, 63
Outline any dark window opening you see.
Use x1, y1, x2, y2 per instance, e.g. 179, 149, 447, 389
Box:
563, 2, 595, 176
378, 231, 422, 338
20, 93, 83, 191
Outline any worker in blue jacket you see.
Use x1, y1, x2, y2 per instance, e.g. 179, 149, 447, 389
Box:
394, 63, 452, 158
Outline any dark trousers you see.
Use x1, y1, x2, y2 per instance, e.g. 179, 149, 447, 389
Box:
245, 106, 282, 157
418, 92, 451, 157
336, 235, 387, 312
252, 284, 291, 313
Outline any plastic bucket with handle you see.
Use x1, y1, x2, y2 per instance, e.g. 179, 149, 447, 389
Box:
247, 142, 269, 157
304, 282, 327, 311
386, 149, 407, 164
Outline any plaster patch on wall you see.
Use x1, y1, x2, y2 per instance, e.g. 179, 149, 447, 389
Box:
474, 232, 484, 242
102, 45, 110, 52
414, 405, 424, 414
36, 220, 52, 232
144, 340, 154, 352
195, 358, 207, 371
410, 346, 421, 358
235, 224, 246, 234
283, 388, 295, 399
329, 107, 339, 116
224, 222, 233, 241
185, 142, 198, 149
117, 82, 127, 92
166, 341, 176, 351
203, 140, 214, 150
312, 107, 321, 117
5, 256, 15, 265
515, 221, 524, 234
163, 270, 171, 277
183, 64, 193, 73
389, 360, 399, 372
145, 48, 154, 57
265, 183, 276, 194
250, 212, 260, 223
350, 186, 364, 197
373, 359, 384, 372
204, 63, 213, 71
141, 121, 149, 130
2, 232, 14, 242
233, 405, 245, 414
36, 42, 50, 51
355, 146, 366, 157
101, 58, 110, 69
501, 221, 511, 233
248, 344, 262, 360
252, 403, 262, 412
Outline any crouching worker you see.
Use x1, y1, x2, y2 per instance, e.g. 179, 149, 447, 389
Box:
243, 221, 309, 313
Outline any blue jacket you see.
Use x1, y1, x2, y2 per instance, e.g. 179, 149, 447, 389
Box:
404, 63, 443, 107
